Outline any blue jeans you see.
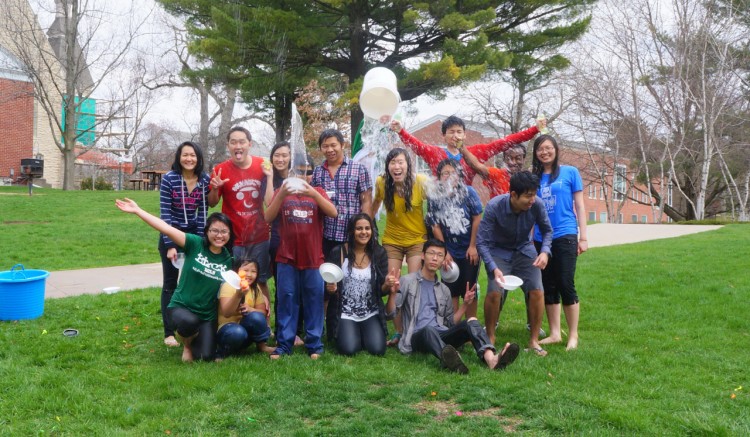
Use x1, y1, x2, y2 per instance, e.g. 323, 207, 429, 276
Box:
275, 262, 324, 356
216, 311, 271, 358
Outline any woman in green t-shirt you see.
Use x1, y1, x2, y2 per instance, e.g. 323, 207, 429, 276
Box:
116, 198, 233, 362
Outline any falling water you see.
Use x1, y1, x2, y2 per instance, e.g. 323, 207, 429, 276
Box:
426, 176, 472, 236
352, 117, 401, 192
289, 103, 307, 174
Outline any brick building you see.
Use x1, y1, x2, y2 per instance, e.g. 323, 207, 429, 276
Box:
405, 114, 667, 223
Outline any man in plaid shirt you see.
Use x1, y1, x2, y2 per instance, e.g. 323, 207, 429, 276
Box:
311, 129, 373, 341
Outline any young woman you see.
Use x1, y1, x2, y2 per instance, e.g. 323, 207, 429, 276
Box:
116, 199, 233, 362
531, 135, 588, 350
325, 214, 400, 356
372, 147, 429, 346
216, 259, 274, 359
158, 141, 210, 347
427, 159, 483, 319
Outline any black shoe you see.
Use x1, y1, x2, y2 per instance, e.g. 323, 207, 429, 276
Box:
441, 345, 469, 374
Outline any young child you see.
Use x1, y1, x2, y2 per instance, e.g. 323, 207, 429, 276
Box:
216, 259, 275, 359
264, 178, 337, 359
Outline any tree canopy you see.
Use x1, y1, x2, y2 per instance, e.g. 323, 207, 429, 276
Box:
158, 0, 595, 137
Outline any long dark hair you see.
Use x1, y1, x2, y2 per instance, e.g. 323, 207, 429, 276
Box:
204, 212, 234, 250
384, 148, 414, 212
171, 141, 205, 177
234, 258, 261, 304
531, 134, 560, 183
345, 213, 377, 273
269, 141, 291, 188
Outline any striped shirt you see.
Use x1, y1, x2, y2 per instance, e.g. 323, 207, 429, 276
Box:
159, 171, 210, 248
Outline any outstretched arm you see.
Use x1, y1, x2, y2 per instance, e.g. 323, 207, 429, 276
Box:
115, 198, 186, 248
469, 125, 539, 162
459, 146, 489, 178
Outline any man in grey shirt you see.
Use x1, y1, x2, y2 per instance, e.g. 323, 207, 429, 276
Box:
477, 171, 553, 356
386, 239, 520, 373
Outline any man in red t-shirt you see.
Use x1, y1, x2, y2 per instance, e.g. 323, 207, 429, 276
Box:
209, 126, 272, 304
390, 115, 540, 185
264, 179, 337, 359
459, 142, 547, 339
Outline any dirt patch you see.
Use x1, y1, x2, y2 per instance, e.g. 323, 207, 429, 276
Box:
413, 400, 523, 432
3, 221, 51, 225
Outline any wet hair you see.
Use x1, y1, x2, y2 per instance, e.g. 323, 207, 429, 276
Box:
204, 212, 234, 250
505, 143, 527, 159
531, 134, 560, 182
345, 213, 377, 273
384, 148, 414, 212
436, 158, 464, 182
441, 115, 465, 135
270, 141, 291, 182
318, 129, 345, 148
509, 171, 540, 197
422, 238, 447, 254
227, 126, 252, 142
171, 141, 205, 177
293, 153, 315, 175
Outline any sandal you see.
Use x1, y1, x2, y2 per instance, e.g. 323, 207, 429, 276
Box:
386, 332, 401, 347
494, 343, 520, 370
525, 346, 548, 357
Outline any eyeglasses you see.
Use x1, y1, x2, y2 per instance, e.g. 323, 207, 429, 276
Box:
424, 251, 445, 258
439, 171, 456, 178
208, 228, 230, 236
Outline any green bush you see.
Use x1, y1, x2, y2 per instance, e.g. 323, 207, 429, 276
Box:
80, 177, 114, 191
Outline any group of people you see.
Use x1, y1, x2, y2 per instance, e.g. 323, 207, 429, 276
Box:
115, 114, 587, 374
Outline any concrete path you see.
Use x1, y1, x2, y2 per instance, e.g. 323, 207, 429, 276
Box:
43, 223, 723, 299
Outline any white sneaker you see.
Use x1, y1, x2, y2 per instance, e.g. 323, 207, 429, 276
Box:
526, 323, 547, 338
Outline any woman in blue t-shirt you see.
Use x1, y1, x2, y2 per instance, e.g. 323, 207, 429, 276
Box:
532, 135, 588, 350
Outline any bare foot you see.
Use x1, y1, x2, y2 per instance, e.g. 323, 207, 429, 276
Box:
539, 336, 562, 345
214, 357, 223, 363
294, 336, 304, 346
566, 338, 578, 350
164, 336, 179, 347
525, 345, 548, 357
270, 354, 281, 360
181, 346, 194, 363
310, 353, 320, 360
257, 343, 275, 354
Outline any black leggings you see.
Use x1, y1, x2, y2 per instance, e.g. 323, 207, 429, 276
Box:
336, 316, 386, 356
167, 307, 217, 361
158, 238, 179, 338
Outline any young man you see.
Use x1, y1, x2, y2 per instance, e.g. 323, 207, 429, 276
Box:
460, 144, 546, 337
386, 239, 520, 373
264, 178, 337, 359
477, 171, 553, 356
311, 129, 373, 256
208, 126, 272, 306
311, 129, 374, 341
390, 115, 539, 185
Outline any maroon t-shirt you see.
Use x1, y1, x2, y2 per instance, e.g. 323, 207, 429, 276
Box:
274, 187, 330, 270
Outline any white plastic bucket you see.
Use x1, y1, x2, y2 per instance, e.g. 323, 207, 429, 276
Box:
360, 67, 400, 120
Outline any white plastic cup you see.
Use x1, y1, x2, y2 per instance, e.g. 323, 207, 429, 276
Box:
360, 67, 401, 120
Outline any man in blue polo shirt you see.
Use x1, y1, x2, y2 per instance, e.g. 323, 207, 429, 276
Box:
477, 171, 553, 357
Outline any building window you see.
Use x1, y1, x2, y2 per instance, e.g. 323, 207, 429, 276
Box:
667, 182, 673, 207
631, 214, 638, 223
618, 213, 623, 224
600, 185, 606, 200
600, 212, 607, 223
588, 184, 595, 199
415, 157, 431, 175
613, 164, 626, 201
641, 215, 647, 223
588, 211, 596, 222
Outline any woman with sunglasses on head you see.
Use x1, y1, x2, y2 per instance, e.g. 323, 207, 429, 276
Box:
531, 135, 588, 351
325, 214, 400, 356
372, 147, 429, 346
116, 199, 233, 362
158, 141, 210, 348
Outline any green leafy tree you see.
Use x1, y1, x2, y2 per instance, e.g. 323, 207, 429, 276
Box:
158, 0, 596, 136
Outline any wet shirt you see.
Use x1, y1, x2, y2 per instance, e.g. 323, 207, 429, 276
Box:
483, 167, 510, 199
274, 187, 330, 269
428, 185, 483, 259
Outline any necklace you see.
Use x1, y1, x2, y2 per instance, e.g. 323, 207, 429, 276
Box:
353, 251, 369, 268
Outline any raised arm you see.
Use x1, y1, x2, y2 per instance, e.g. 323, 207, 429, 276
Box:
391, 119, 444, 172
458, 145, 489, 178
469, 125, 539, 162
115, 198, 186, 248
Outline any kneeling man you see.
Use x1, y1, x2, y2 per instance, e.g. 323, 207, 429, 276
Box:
386, 239, 519, 374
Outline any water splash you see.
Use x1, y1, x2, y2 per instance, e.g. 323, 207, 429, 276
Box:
352, 117, 401, 191
290, 103, 308, 173
426, 177, 472, 236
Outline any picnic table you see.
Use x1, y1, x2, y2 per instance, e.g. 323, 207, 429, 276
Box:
141, 170, 168, 190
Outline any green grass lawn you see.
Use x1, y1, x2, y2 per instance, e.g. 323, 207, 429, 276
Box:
1, 187, 749, 434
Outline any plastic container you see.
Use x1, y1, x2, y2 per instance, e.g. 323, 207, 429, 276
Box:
360, 67, 400, 120
0, 264, 49, 320
319, 263, 344, 283
440, 261, 460, 283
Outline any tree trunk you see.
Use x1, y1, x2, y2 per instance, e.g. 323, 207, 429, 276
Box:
274, 92, 293, 144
